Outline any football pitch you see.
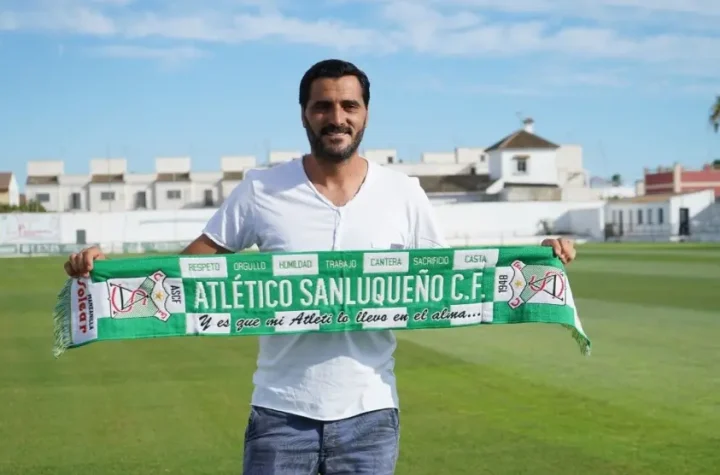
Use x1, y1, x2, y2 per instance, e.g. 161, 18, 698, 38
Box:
0, 242, 718, 474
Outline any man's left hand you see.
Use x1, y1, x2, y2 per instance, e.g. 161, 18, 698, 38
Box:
541, 238, 576, 265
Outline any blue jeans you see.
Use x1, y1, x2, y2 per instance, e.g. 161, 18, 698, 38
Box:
242, 405, 401, 474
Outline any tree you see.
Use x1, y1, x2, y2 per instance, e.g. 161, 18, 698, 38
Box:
0, 201, 46, 213
610, 174, 622, 186
710, 95, 720, 133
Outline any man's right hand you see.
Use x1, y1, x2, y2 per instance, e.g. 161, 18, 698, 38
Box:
64, 246, 106, 277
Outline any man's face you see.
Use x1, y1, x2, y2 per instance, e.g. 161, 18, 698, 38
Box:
302, 75, 367, 163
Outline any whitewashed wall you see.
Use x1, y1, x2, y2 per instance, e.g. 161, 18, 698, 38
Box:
364, 149, 397, 164
421, 152, 456, 164
89, 182, 132, 212
670, 190, 715, 226
56, 209, 214, 245
25, 182, 63, 211
0, 200, 606, 253
604, 190, 717, 241
433, 200, 604, 245
500, 149, 559, 185
689, 202, 720, 241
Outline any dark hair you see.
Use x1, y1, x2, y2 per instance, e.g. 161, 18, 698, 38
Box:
299, 59, 370, 110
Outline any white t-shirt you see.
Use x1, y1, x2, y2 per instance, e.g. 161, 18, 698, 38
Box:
202, 157, 447, 421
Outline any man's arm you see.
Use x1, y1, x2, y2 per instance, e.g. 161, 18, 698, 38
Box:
181, 233, 233, 255
541, 237, 576, 265
63, 232, 231, 277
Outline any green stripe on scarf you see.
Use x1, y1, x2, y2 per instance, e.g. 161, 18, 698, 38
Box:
52, 245, 591, 357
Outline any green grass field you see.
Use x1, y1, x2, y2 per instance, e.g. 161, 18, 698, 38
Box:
1, 242, 718, 474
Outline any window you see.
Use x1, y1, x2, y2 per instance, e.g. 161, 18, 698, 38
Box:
204, 189, 213, 207
70, 193, 81, 210
658, 208, 664, 224
514, 155, 529, 173
135, 192, 147, 209
387, 156, 394, 164
36, 193, 50, 203
100, 191, 115, 201
167, 190, 181, 200
637, 209, 643, 224
647, 209, 653, 225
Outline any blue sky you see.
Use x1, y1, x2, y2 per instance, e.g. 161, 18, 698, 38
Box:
1, 0, 719, 189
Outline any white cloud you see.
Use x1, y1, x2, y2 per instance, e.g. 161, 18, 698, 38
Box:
390, 0, 720, 21
1, 0, 718, 83
89, 44, 206, 61
0, 13, 18, 31
538, 70, 629, 88
88, 0, 136, 5
403, 64, 631, 97
376, 0, 720, 64
379, 1, 483, 51
399, 73, 548, 96
0, 7, 115, 35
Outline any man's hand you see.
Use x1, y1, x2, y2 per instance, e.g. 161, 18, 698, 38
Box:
541, 238, 576, 265
64, 246, 106, 277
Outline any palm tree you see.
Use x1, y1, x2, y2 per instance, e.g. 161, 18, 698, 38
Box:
710, 95, 720, 132
610, 174, 622, 186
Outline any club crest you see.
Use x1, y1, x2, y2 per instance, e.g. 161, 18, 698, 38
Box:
507, 260, 566, 309
107, 270, 184, 321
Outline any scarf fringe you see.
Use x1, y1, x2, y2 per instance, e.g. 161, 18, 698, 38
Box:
52, 278, 73, 358
569, 325, 591, 356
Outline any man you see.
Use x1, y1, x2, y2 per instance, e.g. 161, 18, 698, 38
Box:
64, 59, 576, 474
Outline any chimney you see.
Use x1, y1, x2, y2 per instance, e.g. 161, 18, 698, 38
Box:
523, 117, 534, 133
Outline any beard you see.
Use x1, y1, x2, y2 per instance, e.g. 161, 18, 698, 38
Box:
305, 121, 365, 164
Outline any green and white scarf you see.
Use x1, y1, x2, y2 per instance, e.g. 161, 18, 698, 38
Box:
52, 246, 591, 357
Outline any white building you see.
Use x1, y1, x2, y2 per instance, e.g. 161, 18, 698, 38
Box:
24, 156, 261, 212
88, 158, 128, 212
365, 147, 488, 173
482, 118, 593, 201
152, 157, 195, 210
20, 122, 593, 212
419, 147, 488, 175
126, 169, 155, 210
363, 148, 398, 164
220, 155, 256, 199
604, 189, 718, 241
0, 172, 20, 206
588, 176, 639, 200
25, 160, 67, 212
